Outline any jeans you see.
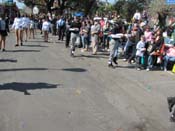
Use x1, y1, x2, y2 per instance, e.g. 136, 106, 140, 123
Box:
163, 56, 175, 69
147, 55, 155, 69
124, 40, 134, 59
102, 35, 109, 49
70, 32, 79, 52
81, 35, 89, 49
108, 39, 119, 64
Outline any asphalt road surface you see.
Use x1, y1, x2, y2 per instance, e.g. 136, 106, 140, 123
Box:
0, 32, 175, 131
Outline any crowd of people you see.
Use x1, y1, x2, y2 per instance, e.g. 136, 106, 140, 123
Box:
0, 10, 175, 73
0, 10, 175, 122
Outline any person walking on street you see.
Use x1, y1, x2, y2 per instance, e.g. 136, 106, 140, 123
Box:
65, 18, 71, 48
42, 17, 51, 42
12, 13, 23, 46
57, 16, 65, 41
22, 14, 30, 42
108, 23, 122, 68
0, 14, 8, 51
29, 15, 35, 39
69, 17, 81, 57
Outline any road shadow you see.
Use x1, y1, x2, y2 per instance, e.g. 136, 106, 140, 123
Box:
6, 50, 40, 53
23, 44, 49, 48
28, 40, 46, 43
0, 68, 48, 72
61, 68, 87, 72
75, 54, 108, 59
0, 59, 17, 63
117, 65, 136, 69
0, 82, 59, 95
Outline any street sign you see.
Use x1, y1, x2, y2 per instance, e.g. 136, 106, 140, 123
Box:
166, 0, 175, 5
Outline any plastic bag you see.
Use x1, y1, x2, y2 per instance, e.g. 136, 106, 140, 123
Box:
157, 56, 162, 64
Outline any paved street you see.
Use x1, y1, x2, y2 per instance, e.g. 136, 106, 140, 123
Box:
0, 32, 175, 131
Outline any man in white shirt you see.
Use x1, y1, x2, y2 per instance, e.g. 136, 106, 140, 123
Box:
133, 10, 141, 22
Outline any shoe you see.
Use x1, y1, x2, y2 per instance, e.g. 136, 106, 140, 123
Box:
123, 58, 127, 62
81, 49, 85, 52
1, 49, 5, 52
164, 68, 167, 72
146, 68, 150, 71
113, 57, 118, 65
108, 63, 115, 68
21, 43, 23, 46
137, 68, 141, 71
167, 97, 175, 112
92, 53, 97, 55
131, 60, 135, 63
15, 44, 19, 47
70, 51, 75, 57
170, 115, 175, 122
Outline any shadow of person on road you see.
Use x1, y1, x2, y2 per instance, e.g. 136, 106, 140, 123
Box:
0, 82, 59, 95
5, 50, 40, 53
0, 59, 17, 63
0, 68, 49, 72
75, 54, 108, 59
23, 45, 49, 48
61, 68, 87, 72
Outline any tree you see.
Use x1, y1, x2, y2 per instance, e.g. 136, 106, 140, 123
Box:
114, 0, 147, 21
22, 0, 98, 16
148, 0, 175, 28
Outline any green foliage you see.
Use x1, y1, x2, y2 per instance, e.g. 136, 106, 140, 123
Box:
114, 0, 146, 21
23, 0, 98, 15
148, 0, 175, 16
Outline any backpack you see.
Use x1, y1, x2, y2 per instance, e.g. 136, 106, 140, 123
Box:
58, 19, 65, 27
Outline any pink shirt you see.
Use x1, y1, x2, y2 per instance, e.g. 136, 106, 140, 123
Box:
166, 47, 175, 57
144, 31, 153, 42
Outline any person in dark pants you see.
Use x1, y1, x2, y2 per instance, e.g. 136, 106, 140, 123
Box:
51, 16, 57, 36
5, 15, 10, 33
65, 18, 71, 48
56, 16, 65, 41
167, 97, 175, 122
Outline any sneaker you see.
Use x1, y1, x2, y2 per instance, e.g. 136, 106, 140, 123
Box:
1, 49, 5, 52
108, 63, 115, 69
131, 60, 135, 63
113, 57, 118, 65
146, 68, 150, 71
15, 44, 19, 47
70, 51, 75, 57
123, 58, 127, 62
137, 68, 141, 71
164, 68, 167, 72
170, 115, 175, 122
81, 49, 85, 52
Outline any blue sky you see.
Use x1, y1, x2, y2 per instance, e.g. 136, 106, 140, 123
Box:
0, 0, 26, 9
101, 0, 116, 4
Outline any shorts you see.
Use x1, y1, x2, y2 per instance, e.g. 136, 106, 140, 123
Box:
0, 30, 8, 37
